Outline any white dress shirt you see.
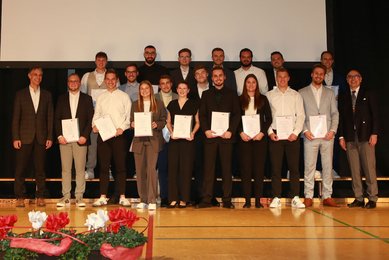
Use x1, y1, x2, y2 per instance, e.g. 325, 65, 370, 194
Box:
310, 84, 323, 108
29, 86, 40, 113
92, 88, 131, 131
266, 87, 305, 136
69, 91, 80, 119
234, 65, 268, 95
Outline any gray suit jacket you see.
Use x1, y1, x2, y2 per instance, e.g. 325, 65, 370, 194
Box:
154, 91, 178, 107
299, 85, 339, 134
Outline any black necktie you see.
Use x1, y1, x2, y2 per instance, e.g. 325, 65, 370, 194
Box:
352, 91, 357, 112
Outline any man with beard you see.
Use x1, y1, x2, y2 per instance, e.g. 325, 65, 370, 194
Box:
208, 47, 237, 92
138, 45, 169, 87
299, 64, 339, 208
197, 66, 240, 209
234, 48, 268, 95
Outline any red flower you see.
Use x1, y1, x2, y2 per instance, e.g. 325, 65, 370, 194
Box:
0, 215, 18, 239
46, 212, 70, 231
107, 208, 139, 233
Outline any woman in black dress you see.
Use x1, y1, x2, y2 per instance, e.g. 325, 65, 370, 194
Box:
239, 74, 272, 208
166, 81, 200, 208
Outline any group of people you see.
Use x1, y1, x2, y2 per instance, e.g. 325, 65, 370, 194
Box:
11, 46, 380, 210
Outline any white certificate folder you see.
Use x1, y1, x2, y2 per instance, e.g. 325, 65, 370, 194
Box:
242, 114, 260, 138
275, 116, 293, 140
211, 112, 230, 136
94, 115, 116, 142
61, 118, 80, 143
309, 115, 327, 139
134, 112, 153, 137
173, 115, 192, 139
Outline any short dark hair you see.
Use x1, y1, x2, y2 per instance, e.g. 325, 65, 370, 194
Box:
271, 51, 283, 59
125, 63, 138, 71
312, 63, 327, 73
144, 45, 156, 50
211, 66, 225, 75
95, 51, 108, 60
104, 68, 118, 79
212, 47, 224, 54
28, 67, 43, 74
240, 48, 253, 58
159, 74, 172, 82
320, 50, 334, 60
276, 67, 289, 76
67, 73, 80, 80
194, 64, 208, 73
178, 48, 192, 57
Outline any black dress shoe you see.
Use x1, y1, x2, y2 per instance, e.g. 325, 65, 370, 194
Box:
160, 198, 169, 208
347, 199, 365, 208
211, 197, 220, 207
243, 202, 251, 208
222, 202, 235, 209
255, 201, 264, 208
167, 201, 178, 208
196, 202, 212, 208
365, 200, 376, 209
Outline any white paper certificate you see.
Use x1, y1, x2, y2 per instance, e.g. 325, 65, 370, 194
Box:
94, 115, 116, 142
134, 112, 153, 137
61, 118, 79, 143
310, 115, 327, 139
91, 89, 106, 106
242, 114, 260, 138
275, 116, 293, 140
173, 115, 192, 139
211, 112, 230, 136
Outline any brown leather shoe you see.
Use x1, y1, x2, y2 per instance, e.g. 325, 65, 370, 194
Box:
323, 198, 339, 207
37, 198, 46, 207
15, 198, 25, 208
304, 198, 313, 207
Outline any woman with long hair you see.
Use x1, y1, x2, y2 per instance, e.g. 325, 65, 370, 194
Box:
239, 74, 272, 208
131, 80, 167, 210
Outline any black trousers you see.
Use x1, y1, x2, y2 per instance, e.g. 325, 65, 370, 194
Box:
239, 138, 267, 199
202, 142, 233, 203
14, 139, 47, 198
269, 139, 300, 198
97, 134, 127, 195
168, 140, 195, 202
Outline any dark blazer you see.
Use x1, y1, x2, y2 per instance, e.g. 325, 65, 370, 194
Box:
323, 71, 347, 94
338, 87, 380, 142
131, 99, 167, 153
170, 67, 196, 93
12, 87, 53, 145
208, 66, 237, 92
199, 86, 240, 143
54, 92, 94, 145
238, 95, 273, 136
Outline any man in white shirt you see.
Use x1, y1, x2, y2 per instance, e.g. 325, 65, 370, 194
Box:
299, 64, 339, 208
266, 68, 305, 209
234, 48, 268, 95
91, 69, 132, 207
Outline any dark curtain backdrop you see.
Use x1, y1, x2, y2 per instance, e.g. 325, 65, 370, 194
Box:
0, 0, 388, 179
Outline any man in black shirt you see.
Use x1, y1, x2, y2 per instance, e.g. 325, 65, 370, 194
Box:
138, 45, 169, 86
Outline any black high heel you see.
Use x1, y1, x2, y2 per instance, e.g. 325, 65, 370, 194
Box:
255, 198, 264, 208
243, 198, 251, 208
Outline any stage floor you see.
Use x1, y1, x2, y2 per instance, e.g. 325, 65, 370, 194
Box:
1, 199, 389, 259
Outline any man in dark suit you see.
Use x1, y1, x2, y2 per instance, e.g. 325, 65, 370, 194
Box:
170, 48, 196, 92
12, 67, 54, 207
55, 73, 94, 207
338, 69, 380, 209
208, 47, 237, 92
197, 66, 240, 209
138, 45, 169, 86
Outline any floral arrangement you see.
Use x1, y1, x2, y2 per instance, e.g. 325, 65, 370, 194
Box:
0, 208, 147, 260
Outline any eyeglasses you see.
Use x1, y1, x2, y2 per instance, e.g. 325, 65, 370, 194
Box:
347, 75, 361, 79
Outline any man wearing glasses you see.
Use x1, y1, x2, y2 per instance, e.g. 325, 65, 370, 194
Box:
338, 69, 380, 209
120, 64, 140, 102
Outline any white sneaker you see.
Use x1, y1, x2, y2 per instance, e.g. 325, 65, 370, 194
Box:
269, 197, 281, 208
291, 196, 305, 209
76, 199, 86, 207
85, 171, 95, 179
136, 202, 147, 209
148, 203, 157, 210
56, 198, 70, 207
119, 198, 131, 207
93, 197, 108, 207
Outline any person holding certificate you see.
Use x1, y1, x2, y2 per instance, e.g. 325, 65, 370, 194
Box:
131, 80, 167, 210
266, 68, 306, 209
55, 73, 94, 207
299, 64, 339, 207
197, 66, 240, 209
166, 81, 200, 208
91, 69, 132, 207
238, 74, 272, 208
